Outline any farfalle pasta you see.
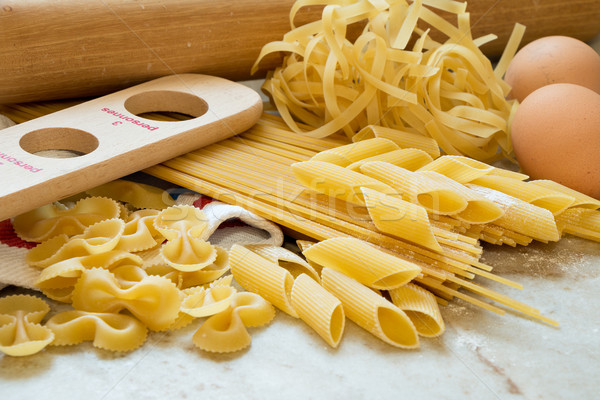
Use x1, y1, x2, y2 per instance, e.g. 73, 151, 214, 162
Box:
180, 276, 237, 318
12, 196, 121, 243
0, 295, 54, 356
26, 219, 125, 268
114, 209, 163, 252
85, 179, 175, 210
35, 250, 143, 302
46, 310, 148, 352
144, 245, 229, 289
154, 205, 218, 271
71, 268, 181, 331
192, 292, 275, 353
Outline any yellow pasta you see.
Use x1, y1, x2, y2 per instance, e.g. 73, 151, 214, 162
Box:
192, 292, 275, 353
360, 161, 467, 215
71, 268, 181, 331
229, 244, 298, 317
180, 281, 237, 318
302, 237, 421, 290
346, 148, 434, 172
35, 250, 143, 302
291, 160, 395, 206
0, 295, 54, 357
46, 310, 148, 352
310, 138, 399, 167
361, 187, 442, 252
471, 175, 576, 215
352, 125, 441, 158
26, 219, 125, 268
12, 196, 121, 243
114, 209, 163, 252
417, 155, 494, 183
85, 179, 175, 210
291, 273, 345, 348
467, 184, 560, 243
388, 283, 445, 337
244, 244, 320, 282
417, 171, 504, 224
320, 268, 419, 349
251, 0, 522, 161
556, 208, 600, 242
145, 246, 230, 289
154, 205, 217, 271
529, 180, 600, 210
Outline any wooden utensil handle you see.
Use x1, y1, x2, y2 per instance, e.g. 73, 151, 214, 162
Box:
1, 0, 598, 104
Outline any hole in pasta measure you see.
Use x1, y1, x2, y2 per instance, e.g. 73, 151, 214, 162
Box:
124, 90, 208, 122
19, 128, 99, 158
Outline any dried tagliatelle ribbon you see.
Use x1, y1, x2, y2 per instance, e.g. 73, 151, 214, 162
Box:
252, 0, 526, 162
0, 295, 54, 356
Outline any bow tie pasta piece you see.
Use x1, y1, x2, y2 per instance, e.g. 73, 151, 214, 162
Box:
111, 265, 150, 288
26, 219, 125, 268
46, 310, 148, 352
160, 236, 218, 272
85, 179, 175, 210
154, 205, 209, 241
180, 284, 237, 318
114, 210, 163, 253
71, 268, 181, 331
244, 244, 320, 282
12, 197, 121, 243
192, 308, 251, 353
154, 205, 217, 271
0, 295, 54, 356
192, 292, 275, 353
35, 251, 143, 303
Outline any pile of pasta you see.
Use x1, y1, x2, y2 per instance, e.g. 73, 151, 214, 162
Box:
252, 0, 526, 162
0, 186, 281, 356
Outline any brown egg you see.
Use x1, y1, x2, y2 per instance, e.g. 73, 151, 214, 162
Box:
511, 83, 600, 199
505, 36, 600, 103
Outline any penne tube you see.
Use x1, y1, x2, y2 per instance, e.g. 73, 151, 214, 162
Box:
388, 283, 445, 337
321, 268, 419, 349
291, 273, 345, 348
310, 138, 399, 167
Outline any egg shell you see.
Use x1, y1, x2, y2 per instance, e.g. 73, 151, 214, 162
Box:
505, 36, 600, 103
511, 83, 600, 199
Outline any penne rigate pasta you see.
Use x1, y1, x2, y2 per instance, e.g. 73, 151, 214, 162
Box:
320, 268, 419, 349
346, 148, 434, 172
229, 244, 298, 317
352, 125, 441, 158
302, 237, 421, 290
310, 138, 399, 167
388, 283, 445, 337
291, 273, 345, 348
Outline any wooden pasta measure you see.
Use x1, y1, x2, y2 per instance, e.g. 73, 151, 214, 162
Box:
0, 74, 263, 221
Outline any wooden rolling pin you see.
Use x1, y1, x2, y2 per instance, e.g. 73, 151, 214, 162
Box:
1, 0, 598, 104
